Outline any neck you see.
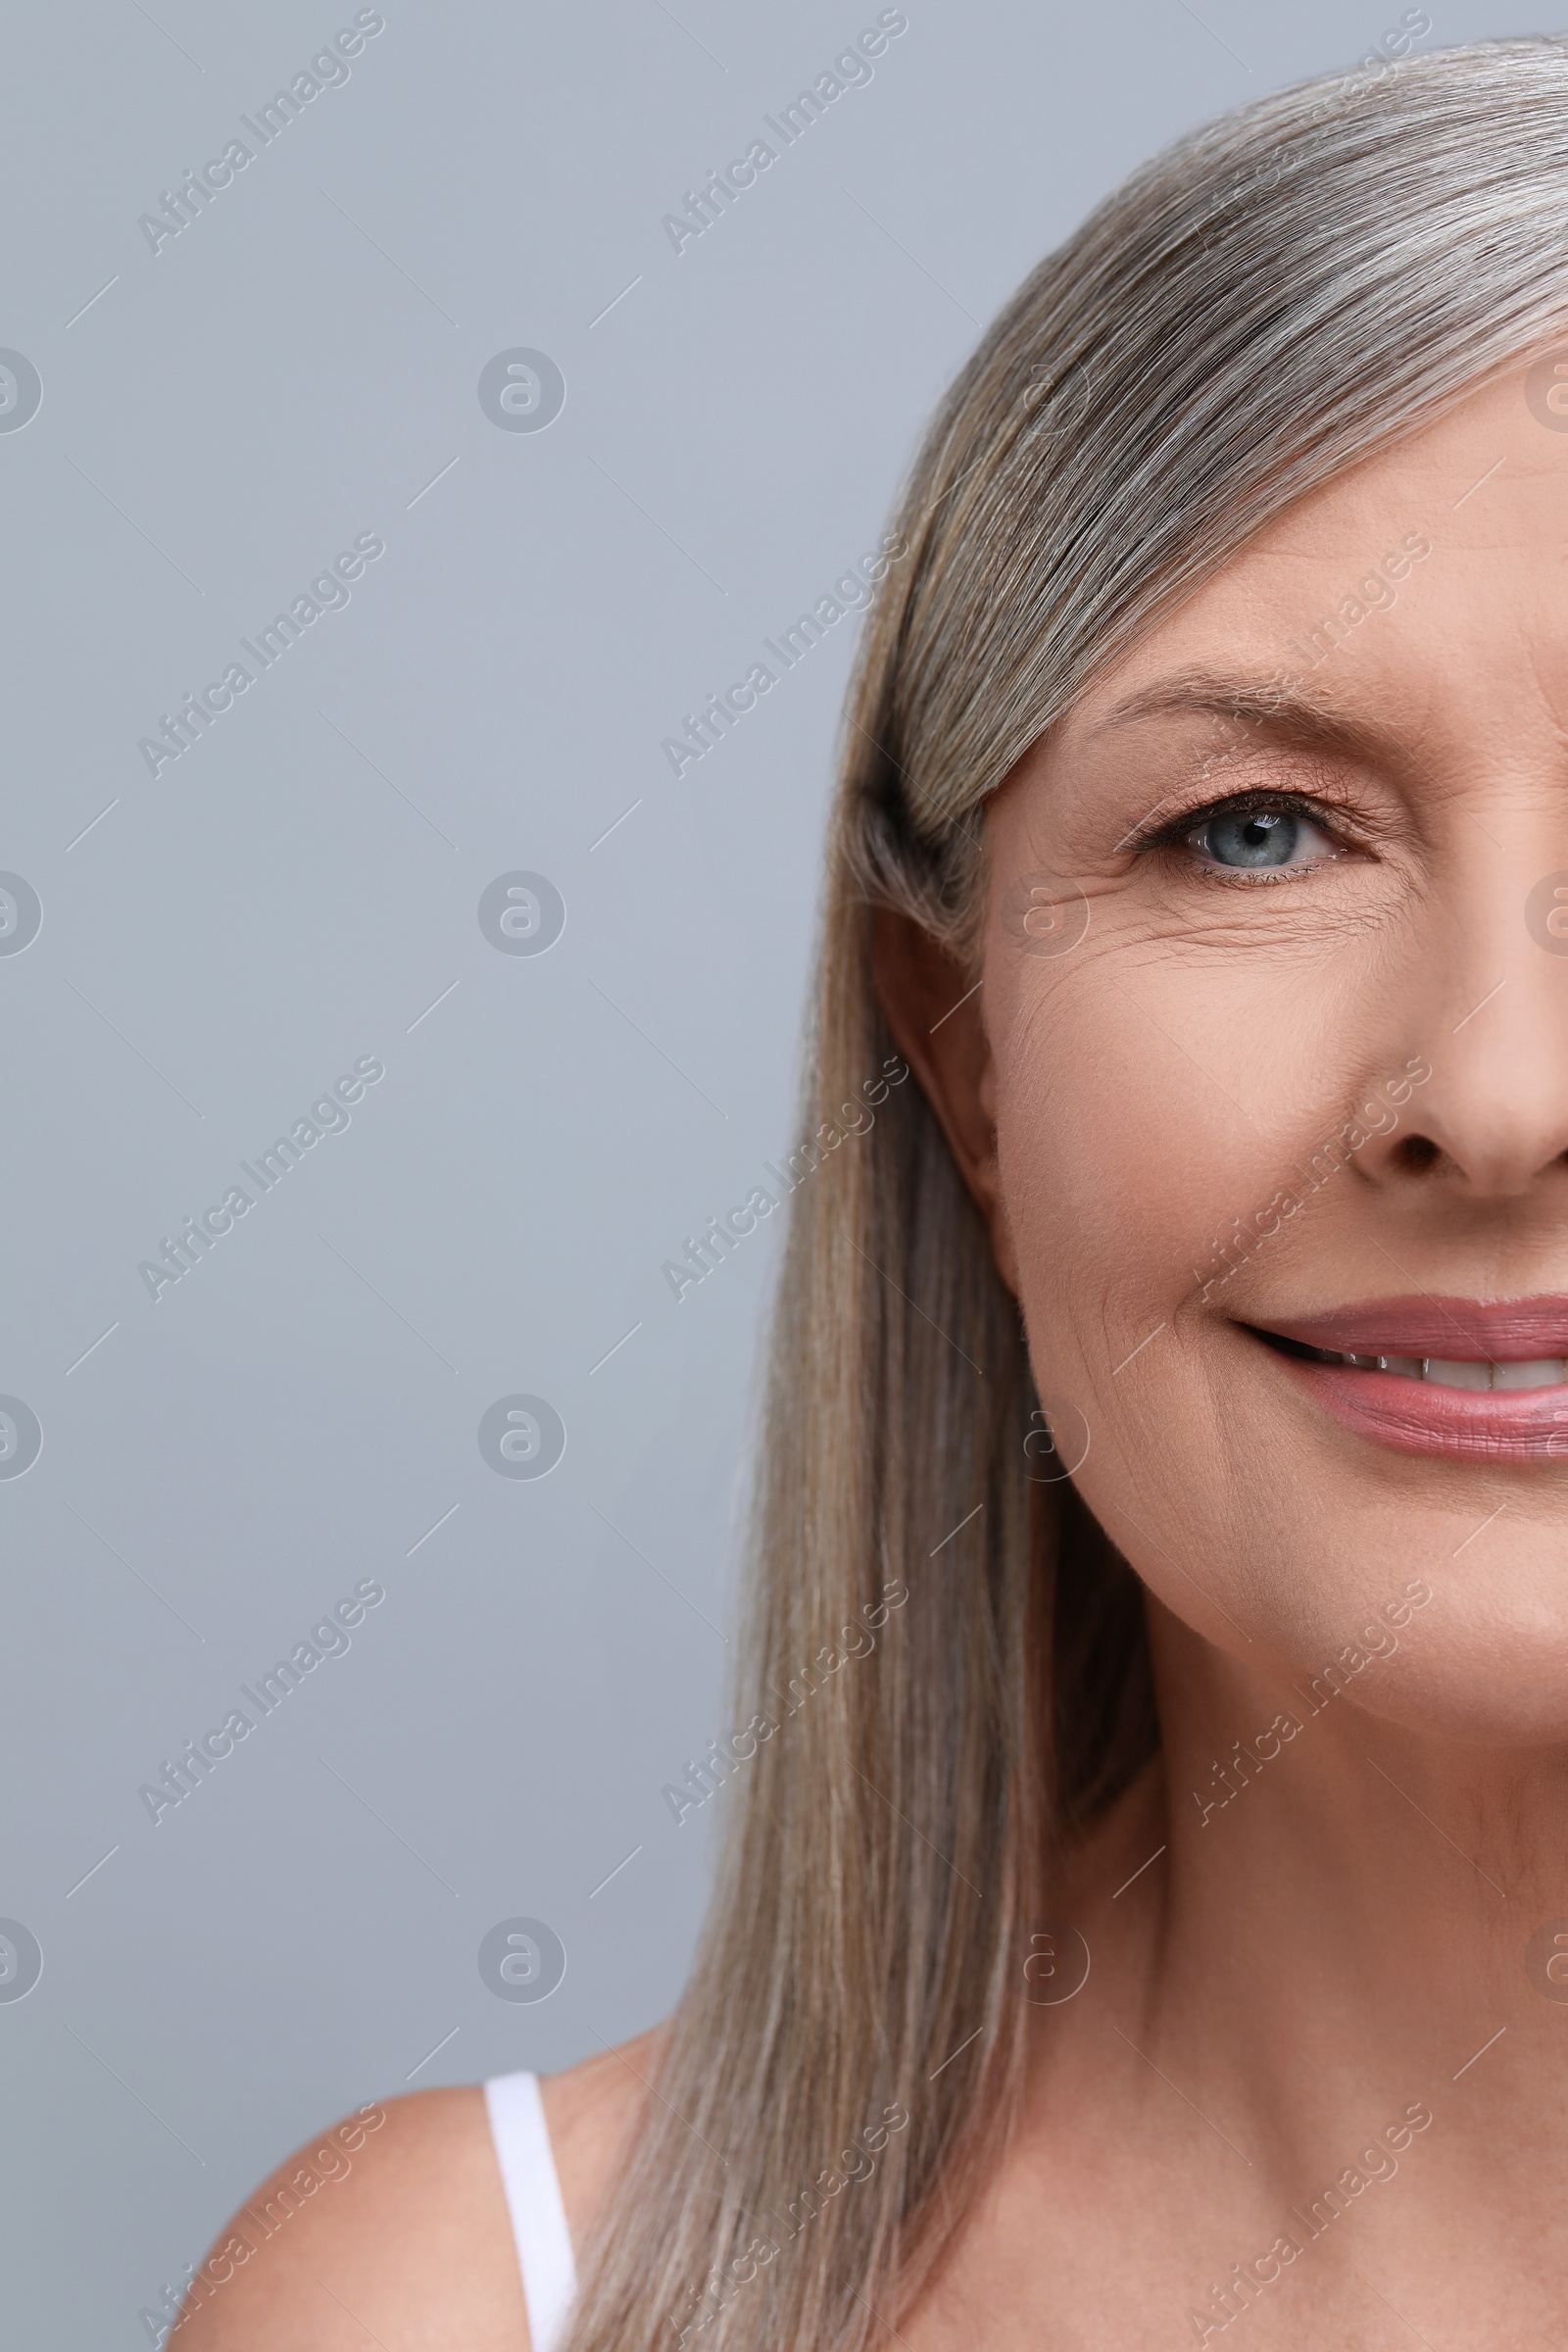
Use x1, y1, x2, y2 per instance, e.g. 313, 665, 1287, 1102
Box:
1071, 1600, 1568, 2226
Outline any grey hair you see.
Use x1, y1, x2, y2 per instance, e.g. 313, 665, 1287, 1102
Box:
562, 36, 1568, 2352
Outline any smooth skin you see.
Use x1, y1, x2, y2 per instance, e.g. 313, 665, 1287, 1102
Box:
179, 363, 1568, 2347
172, 2032, 662, 2348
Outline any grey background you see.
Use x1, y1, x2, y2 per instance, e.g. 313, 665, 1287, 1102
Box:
0, 1, 1554, 2339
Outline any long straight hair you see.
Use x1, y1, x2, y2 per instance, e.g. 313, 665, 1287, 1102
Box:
564, 38, 1568, 2351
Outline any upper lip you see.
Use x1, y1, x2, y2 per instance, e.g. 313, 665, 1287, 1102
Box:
1253, 1294, 1568, 1360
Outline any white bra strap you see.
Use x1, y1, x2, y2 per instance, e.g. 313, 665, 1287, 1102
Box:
484, 2070, 578, 2352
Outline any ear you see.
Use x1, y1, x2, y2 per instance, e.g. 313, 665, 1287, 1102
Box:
870, 906, 1018, 1295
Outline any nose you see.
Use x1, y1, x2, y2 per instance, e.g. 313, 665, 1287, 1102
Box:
1359, 874, 1568, 1199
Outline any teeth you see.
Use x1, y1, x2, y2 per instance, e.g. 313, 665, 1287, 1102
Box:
1324, 1350, 1568, 1391
1492, 1358, 1566, 1391
1423, 1357, 1491, 1391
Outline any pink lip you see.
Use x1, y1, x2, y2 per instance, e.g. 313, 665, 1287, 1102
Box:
1265, 1351, 1568, 1460
1250, 1296, 1568, 1461
1260, 1294, 1568, 1359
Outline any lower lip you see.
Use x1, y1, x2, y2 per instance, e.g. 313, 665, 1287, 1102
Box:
1267, 1348, 1568, 1461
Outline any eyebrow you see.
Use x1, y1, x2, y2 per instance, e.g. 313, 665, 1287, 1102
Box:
1096, 670, 1411, 768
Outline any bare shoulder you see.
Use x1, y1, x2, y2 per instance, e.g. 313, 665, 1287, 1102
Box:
172, 2086, 523, 2349
172, 2032, 665, 2349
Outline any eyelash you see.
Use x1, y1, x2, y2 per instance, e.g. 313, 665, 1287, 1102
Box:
1127, 788, 1354, 881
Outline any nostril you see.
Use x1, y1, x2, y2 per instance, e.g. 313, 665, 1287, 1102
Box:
1393, 1132, 1442, 1173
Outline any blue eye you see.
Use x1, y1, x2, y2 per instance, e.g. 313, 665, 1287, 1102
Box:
1189, 805, 1336, 871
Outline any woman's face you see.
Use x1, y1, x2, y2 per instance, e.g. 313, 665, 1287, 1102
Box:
984, 361, 1568, 1744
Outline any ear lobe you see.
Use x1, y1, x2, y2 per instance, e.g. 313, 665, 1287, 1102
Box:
870, 906, 1018, 1295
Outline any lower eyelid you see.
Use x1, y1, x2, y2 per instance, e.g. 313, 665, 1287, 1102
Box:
1189, 858, 1332, 884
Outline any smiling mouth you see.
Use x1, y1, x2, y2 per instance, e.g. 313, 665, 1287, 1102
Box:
1248, 1302, 1568, 1459
1260, 1334, 1568, 1392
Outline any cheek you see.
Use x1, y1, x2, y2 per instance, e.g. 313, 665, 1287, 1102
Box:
989, 943, 1568, 1736
989, 866, 1421, 1350
993, 944, 1345, 1362
988, 943, 1390, 1650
